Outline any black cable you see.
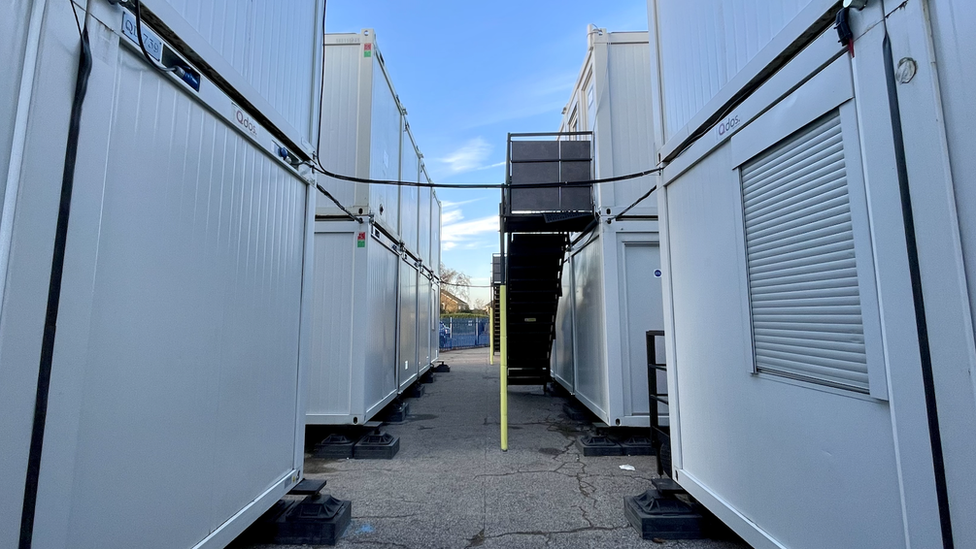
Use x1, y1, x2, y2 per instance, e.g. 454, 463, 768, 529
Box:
315, 182, 362, 223
311, 0, 364, 224
19, 15, 92, 549
309, 163, 662, 190
133, 0, 176, 73
613, 184, 658, 221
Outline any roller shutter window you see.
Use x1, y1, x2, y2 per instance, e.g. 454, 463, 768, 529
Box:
740, 110, 870, 393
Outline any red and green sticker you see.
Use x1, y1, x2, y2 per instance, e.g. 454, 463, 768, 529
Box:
363, 43, 372, 58
357, 232, 366, 248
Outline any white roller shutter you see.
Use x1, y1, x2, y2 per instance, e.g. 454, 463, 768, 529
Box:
740, 110, 870, 393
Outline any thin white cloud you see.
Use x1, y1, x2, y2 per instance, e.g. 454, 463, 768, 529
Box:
476, 161, 506, 171
440, 198, 484, 209
439, 137, 493, 175
441, 208, 464, 226
442, 214, 499, 242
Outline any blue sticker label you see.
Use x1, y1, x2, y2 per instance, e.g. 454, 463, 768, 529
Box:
654, 269, 662, 278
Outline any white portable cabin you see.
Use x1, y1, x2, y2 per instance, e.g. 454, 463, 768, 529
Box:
317, 29, 402, 236
310, 31, 437, 424
0, 1, 322, 547
550, 28, 663, 427
648, 0, 976, 547
429, 190, 443, 364
552, 221, 665, 427
397, 158, 436, 390
558, 27, 656, 215
307, 220, 400, 425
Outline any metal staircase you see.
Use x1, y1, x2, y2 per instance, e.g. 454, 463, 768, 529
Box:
498, 132, 597, 386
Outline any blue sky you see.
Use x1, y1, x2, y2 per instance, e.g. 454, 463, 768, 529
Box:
324, 1, 649, 306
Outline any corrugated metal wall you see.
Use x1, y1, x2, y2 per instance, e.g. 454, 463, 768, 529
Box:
363, 235, 399, 417
931, 0, 976, 348
552, 261, 576, 391
419, 186, 432, 265
309, 232, 356, 417
572, 238, 608, 419
399, 131, 420, 255
0, 0, 32, 223
652, 0, 815, 141
158, 0, 321, 139
605, 38, 656, 211
31, 43, 308, 545
318, 41, 360, 209
398, 260, 418, 391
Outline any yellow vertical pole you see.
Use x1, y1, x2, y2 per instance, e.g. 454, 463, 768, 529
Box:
499, 286, 509, 451
489, 306, 494, 365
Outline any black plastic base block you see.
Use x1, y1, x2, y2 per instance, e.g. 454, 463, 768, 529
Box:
407, 383, 425, 398
289, 478, 327, 496
624, 489, 705, 540
420, 370, 436, 384
312, 433, 356, 459
382, 400, 409, 423
433, 362, 450, 373
353, 431, 400, 459
267, 494, 352, 546
562, 402, 592, 422
576, 435, 623, 456
651, 477, 684, 496
546, 382, 571, 398
618, 434, 655, 456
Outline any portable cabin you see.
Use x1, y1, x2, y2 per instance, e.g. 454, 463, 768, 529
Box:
648, 0, 976, 546
310, 31, 440, 424
550, 28, 664, 427
0, 1, 322, 546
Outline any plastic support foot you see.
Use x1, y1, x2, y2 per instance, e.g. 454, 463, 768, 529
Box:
312, 433, 356, 459
624, 489, 705, 540
353, 431, 400, 459
576, 435, 623, 456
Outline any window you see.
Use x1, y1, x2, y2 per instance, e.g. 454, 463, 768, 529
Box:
740, 110, 872, 393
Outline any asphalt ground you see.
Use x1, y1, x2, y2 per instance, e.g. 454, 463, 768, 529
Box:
236, 347, 751, 549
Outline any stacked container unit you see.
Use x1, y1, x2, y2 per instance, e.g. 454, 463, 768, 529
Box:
648, 0, 976, 547
430, 191, 443, 364
310, 30, 440, 424
0, 1, 322, 547
549, 28, 663, 427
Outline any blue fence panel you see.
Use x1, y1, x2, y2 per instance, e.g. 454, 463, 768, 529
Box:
439, 317, 490, 350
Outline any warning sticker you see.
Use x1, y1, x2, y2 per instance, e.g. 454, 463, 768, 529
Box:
357, 232, 366, 248
364, 43, 372, 58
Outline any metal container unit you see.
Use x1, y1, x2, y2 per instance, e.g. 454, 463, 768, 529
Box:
397, 256, 420, 392
418, 268, 434, 375
649, 0, 976, 547
317, 29, 403, 235
307, 221, 400, 425
430, 191, 442, 363
0, 1, 321, 548
152, 0, 322, 144
550, 221, 665, 427
312, 29, 439, 419
399, 125, 421, 258
557, 28, 656, 214
549, 28, 662, 427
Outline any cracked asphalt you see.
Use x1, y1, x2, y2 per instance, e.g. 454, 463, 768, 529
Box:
238, 348, 751, 549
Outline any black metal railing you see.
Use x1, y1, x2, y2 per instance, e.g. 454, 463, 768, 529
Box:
646, 330, 671, 477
